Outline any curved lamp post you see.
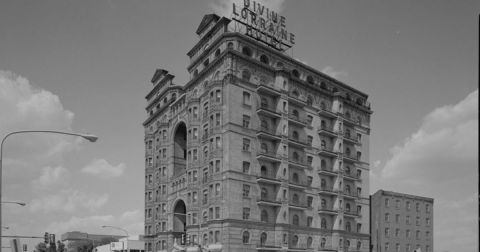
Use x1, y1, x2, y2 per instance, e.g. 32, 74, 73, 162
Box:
101, 225, 129, 237
0, 130, 98, 251
1, 201, 26, 207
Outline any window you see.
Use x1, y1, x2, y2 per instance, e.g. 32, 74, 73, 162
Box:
242, 231, 250, 244
307, 216, 313, 227
406, 201, 411, 210
215, 113, 221, 126
395, 214, 400, 223
242, 184, 250, 197
395, 228, 400, 237
215, 206, 220, 219
242, 138, 250, 151
416, 202, 420, 212
242, 47, 252, 57
416, 216, 420, 225
260, 54, 269, 64
292, 193, 299, 204
385, 213, 390, 222
426, 217, 430, 225
242, 70, 251, 81
215, 136, 221, 148
292, 235, 298, 247
307, 237, 313, 248
385, 228, 390, 237
357, 223, 362, 232
307, 196, 313, 207
292, 173, 299, 183
242, 91, 251, 105
306, 95, 313, 106
426, 204, 430, 213
203, 190, 208, 204
292, 69, 300, 78
321, 218, 327, 229
385, 242, 389, 251
242, 207, 250, 220
215, 183, 220, 196
346, 221, 351, 232
385, 198, 390, 207
242, 161, 250, 173
214, 48, 221, 58
416, 230, 420, 239
260, 232, 267, 246
396, 243, 400, 252
406, 215, 410, 225
242, 115, 250, 128
203, 211, 208, 223
307, 135, 313, 146
320, 238, 326, 248
406, 229, 411, 238
261, 210, 268, 222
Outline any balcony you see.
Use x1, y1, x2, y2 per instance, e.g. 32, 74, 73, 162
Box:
318, 186, 337, 196
317, 126, 337, 137
344, 210, 360, 218
318, 146, 337, 158
318, 206, 339, 215
342, 190, 358, 199
288, 157, 308, 169
257, 127, 282, 141
257, 151, 282, 163
288, 136, 308, 148
288, 200, 308, 210
288, 95, 307, 107
318, 167, 339, 177
288, 115, 307, 127
318, 108, 337, 119
343, 133, 359, 145
257, 104, 281, 118
257, 174, 282, 185
288, 179, 308, 189
256, 83, 282, 97
343, 116, 358, 127
257, 196, 282, 206
343, 172, 360, 181
343, 155, 359, 163
256, 242, 282, 250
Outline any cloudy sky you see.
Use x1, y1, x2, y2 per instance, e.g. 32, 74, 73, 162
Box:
0, 0, 478, 252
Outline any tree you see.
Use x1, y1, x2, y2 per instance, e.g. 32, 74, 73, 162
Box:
35, 243, 47, 252
57, 241, 66, 252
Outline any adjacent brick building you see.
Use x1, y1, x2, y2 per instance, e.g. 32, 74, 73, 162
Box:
370, 190, 434, 252
143, 14, 372, 252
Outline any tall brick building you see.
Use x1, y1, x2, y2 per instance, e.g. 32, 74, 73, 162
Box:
143, 13, 372, 252
370, 190, 434, 252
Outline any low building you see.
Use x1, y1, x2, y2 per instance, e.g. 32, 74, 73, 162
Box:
370, 190, 434, 252
61, 232, 124, 252
95, 236, 144, 252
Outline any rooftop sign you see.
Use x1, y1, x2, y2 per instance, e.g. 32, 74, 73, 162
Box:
232, 0, 295, 51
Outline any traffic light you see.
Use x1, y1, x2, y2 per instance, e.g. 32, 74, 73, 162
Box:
186, 235, 190, 246
44, 232, 49, 244
49, 234, 56, 245
180, 234, 185, 245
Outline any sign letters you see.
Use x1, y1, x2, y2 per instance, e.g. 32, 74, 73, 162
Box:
232, 0, 295, 51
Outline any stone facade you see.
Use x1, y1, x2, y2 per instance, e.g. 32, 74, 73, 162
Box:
144, 14, 372, 252
370, 190, 434, 252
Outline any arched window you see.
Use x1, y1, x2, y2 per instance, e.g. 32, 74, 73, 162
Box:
306, 75, 314, 84
203, 211, 208, 223
292, 194, 299, 204
307, 237, 313, 248
321, 238, 326, 248
292, 109, 299, 118
321, 159, 327, 169
321, 179, 326, 188
321, 198, 327, 208
345, 165, 351, 174
357, 116, 362, 125
261, 210, 268, 223
345, 239, 350, 248
261, 119, 268, 130
260, 55, 269, 64
321, 218, 327, 229
260, 232, 267, 245
357, 241, 362, 250
203, 233, 208, 245
227, 42, 234, 49
276, 61, 284, 68
241, 69, 251, 81
307, 95, 313, 106
345, 128, 351, 138
261, 187, 268, 199
292, 151, 299, 161
261, 143, 268, 153
345, 111, 351, 119
214, 71, 220, 80
260, 166, 268, 177
320, 101, 326, 110
214, 48, 221, 58
346, 147, 351, 156
194, 69, 199, 77
292, 90, 299, 97
242, 231, 250, 244
346, 222, 351, 232
292, 173, 299, 183
346, 93, 351, 101
292, 130, 299, 140
292, 215, 299, 226
261, 97, 268, 107
242, 47, 252, 57
292, 235, 299, 247
321, 140, 327, 149
320, 82, 327, 90
346, 203, 351, 212
292, 69, 300, 78
332, 87, 339, 93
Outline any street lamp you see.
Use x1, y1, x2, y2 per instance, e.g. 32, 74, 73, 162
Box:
1, 201, 26, 206
0, 130, 98, 251
101, 225, 129, 237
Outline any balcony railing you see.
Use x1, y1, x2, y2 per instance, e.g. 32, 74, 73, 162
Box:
288, 115, 307, 126
318, 146, 338, 157
256, 83, 282, 96
257, 173, 281, 184
257, 150, 282, 163
318, 167, 339, 176
257, 127, 281, 141
257, 196, 282, 206
318, 206, 339, 215
317, 125, 337, 137
318, 108, 337, 118
257, 104, 281, 118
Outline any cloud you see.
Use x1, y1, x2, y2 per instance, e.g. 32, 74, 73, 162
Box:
375, 89, 478, 252
210, 0, 285, 18
0, 70, 81, 164
321, 66, 348, 81
29, 189, 109, 213
45, 209, 144, 236
81, 159, 126, 178
31, 166, 68, 188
